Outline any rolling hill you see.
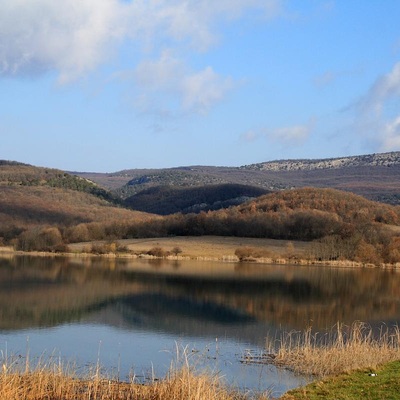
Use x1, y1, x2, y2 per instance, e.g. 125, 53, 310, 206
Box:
124, 183, 270, 215
0, 162, 155, 243
1, 156, 400, 265
76, 151, 400, 205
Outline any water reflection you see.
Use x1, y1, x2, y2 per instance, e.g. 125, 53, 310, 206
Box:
1, 255, 400, 395
1, 255, 400, 334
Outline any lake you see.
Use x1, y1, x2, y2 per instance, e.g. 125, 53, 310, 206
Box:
1, 255, 400, 397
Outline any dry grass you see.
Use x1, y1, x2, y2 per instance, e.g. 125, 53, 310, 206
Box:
264, 321, 400, 377
69, 236, 310, 260
0, 356, 268, 400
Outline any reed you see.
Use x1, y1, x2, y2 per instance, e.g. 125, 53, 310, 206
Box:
0, 355, 268, 400
265, 321, 400, 377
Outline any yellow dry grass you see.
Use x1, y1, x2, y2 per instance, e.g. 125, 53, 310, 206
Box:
265, 321, 400, 377
0, 363, 267, 400
69, 236, 311, 260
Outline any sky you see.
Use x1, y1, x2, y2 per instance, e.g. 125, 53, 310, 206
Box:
1, 0, 400, 172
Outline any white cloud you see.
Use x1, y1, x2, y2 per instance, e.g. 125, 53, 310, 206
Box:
134, 50, 184, 92
240, 130, 258, 142
359, 62, 400, 115
0, 0, 126, 83
0, 0, 282, 83
349, 62, 400, 152
240, 120, 314, 147
379, 116, 400, 151
134, 51, 233, 114
268, 121, 314, 146
181, 67, 233, 113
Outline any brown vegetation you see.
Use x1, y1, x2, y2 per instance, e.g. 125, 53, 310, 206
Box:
1, 179, 400, 266
259, 322, 400, 377
124, 183, 269, 215
0, 364, 261, 400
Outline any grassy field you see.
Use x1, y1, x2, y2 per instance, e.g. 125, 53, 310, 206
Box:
0, 361, 268, 400
281, 361, 400, 400
68, 235, 312, 260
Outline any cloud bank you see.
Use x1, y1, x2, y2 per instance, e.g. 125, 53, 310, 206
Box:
240, 119, 314, 147
354, 62, 400, 151
0, 0, 282, 115
134, 51, 233, 114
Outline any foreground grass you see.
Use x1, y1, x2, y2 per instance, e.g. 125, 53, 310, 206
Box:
3, 322, 400, 400
280, 360, 400, 400
0, 364, 268, 400
264, 322, 400, 377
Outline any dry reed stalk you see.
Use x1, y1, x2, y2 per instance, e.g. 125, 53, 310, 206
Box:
266, 321, 400, 377
0, 358, 268, 400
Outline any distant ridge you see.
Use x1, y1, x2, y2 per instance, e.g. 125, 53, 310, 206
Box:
242, 152, 400, 171
72, 151, 400, 206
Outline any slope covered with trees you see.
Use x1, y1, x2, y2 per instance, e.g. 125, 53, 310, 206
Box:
77, 151, 400, 205
124, 183, 270, 215
2, 159, 400, 266
0, 161, 115, 202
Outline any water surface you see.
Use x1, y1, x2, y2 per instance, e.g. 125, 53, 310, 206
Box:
1, 255, 400, 396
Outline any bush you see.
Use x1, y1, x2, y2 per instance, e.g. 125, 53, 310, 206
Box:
235, 246, 257, 261
171, 246, 183, 256
17, 227, 64, 252
147, 246, 167, 257
89, 242, 125, 254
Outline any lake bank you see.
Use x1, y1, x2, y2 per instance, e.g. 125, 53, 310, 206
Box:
1, 235, 400, 269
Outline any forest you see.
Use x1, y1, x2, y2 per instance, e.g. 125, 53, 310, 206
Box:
0, 184, 398, 265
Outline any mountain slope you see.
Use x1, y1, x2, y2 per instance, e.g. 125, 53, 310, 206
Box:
237, 187, 400, 225
0, 162, 156, 243
76, 152, 400, 205
124, 183, 270, 215
0, 161, 115, 202
0, 186, 152, 229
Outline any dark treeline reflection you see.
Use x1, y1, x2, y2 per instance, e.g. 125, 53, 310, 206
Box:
1, 255, 400, 338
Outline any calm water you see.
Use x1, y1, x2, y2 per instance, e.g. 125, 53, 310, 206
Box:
1, 255, 400, 397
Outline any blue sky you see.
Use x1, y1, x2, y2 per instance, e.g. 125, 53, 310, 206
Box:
1, 0, 400, 172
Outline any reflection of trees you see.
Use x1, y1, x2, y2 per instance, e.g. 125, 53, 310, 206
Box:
0, 256, 144, 329
1, 256, 400, 333
174, 266, 400, 330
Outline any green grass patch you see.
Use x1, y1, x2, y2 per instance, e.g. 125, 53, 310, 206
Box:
281, 360, 400, 400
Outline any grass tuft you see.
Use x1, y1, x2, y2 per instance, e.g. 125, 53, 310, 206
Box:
265, 321, 400, 377
280, 360, 400, 400
0, 355, 269, 400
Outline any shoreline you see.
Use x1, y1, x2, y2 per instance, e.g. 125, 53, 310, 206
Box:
1, 236, 399, 270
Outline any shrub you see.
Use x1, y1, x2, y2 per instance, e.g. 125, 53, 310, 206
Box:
171, 246, 183, 256
16, 227, 64, 252
235, 247, 257, 261
147, 246, 166, 257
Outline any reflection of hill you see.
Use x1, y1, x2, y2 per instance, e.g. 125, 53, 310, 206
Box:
1, 256, 400, 337
0, 256, 144, 329
157, 267, 400, 330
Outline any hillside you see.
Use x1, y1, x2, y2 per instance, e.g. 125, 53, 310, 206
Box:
124, 183, 270, 215
243, 152, 400, 171
76, 152, 400, 205
0, 161, 116, 202
0, 162, 156, 246
238, 187, 400, 225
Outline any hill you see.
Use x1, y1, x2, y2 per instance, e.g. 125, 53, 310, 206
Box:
120, 187, 400, 264
0, 161, 116, 202
0, 162, 156, 247
76, 151, 400, 205
124, 183, 270, 215
237, 187, 400, 225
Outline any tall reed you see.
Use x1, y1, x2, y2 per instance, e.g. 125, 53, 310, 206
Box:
0, 354, 268, 400
265, 321, 400, 377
